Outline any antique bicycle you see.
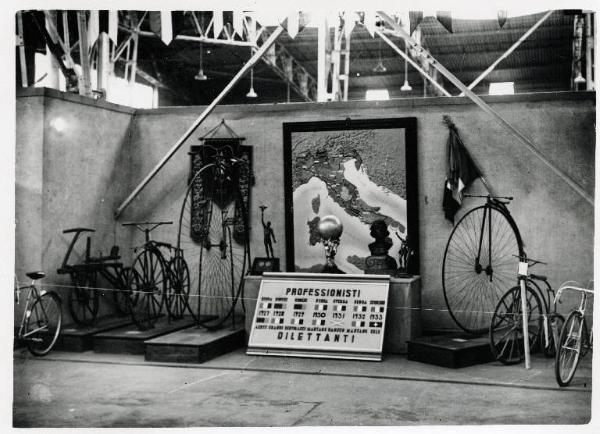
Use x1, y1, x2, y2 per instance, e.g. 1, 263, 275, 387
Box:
14, 271, 62, 356
124, 221, 190, 330
488, 256, 562, 364
177, 142, 251, 330
554, 281, 593, 387
57, 228, 136, 326
442, 194, 525, 334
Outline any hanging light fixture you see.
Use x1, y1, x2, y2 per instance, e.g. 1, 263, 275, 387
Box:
373, 38, 387, 73
246, 48, 258, 98
246, 67, 257, 98
401, 44, 412, 91
194, 42, 208, 81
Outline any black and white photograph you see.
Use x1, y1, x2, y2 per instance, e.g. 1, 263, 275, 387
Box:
4, 0, 598, 430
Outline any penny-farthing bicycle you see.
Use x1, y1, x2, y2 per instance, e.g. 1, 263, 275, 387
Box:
177, 142, 251, 330
442, 194, 525, 334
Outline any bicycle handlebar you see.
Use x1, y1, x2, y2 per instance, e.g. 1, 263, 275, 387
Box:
121, 221, 173, 227
463, 194, 513, 201
63, 227, 95, 234
512, 254, 547, 266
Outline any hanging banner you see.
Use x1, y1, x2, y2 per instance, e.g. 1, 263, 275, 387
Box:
247, 273, 390, 361
161, 11, 173, 45
213, 11, 223, 38
233, 11, 244, 37
108, 10, 118, 43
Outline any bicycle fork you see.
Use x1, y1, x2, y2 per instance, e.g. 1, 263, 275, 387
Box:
475, 206, 494, 281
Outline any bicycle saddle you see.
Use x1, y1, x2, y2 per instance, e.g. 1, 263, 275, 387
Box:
26, 271, 45, 280
530, 273, 547, 281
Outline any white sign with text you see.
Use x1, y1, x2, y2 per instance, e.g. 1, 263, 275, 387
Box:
247, 272, 390, 361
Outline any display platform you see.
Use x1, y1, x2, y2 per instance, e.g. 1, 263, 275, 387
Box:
92, 316, 196, 355
55, 315, 133, 352
407, 334, 494, 368
145, 322, 246, 363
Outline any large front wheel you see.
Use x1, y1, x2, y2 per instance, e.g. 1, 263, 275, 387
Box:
25, 291, 62, 356
443, 205, 523, 334
555, 311, 584, 387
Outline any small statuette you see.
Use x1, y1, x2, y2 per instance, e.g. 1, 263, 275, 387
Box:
395, 232, 415, 277
251, 205, 280, 275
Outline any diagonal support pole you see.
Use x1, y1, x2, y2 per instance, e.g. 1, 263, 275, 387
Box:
375, 29, 451, 97
378, 11, 593, 207
114, 25, 286, 218
460, 10, 554, 96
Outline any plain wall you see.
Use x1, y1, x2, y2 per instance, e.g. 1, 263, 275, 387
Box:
15, 88, 595, 331
16, 89, 136, 323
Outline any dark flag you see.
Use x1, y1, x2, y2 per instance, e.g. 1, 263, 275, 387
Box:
442, 116, 481, 221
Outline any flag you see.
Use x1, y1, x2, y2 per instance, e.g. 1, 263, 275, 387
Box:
442, 116, 481, 221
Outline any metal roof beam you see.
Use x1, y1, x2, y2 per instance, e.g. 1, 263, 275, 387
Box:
115, 25, 286, 217
378, 10, 593, 207
461, 10, 554, 95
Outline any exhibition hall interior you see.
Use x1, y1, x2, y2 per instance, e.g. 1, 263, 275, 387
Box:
12, 6, 595, 428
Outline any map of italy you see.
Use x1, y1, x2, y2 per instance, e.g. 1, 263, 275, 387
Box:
291, 129, 407, 273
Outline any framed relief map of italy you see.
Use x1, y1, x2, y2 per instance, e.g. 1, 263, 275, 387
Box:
283, 118, 419, 275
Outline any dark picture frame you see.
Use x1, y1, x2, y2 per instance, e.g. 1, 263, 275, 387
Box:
282, 117, 419, 275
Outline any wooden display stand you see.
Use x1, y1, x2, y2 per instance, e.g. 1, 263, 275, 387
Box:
243, 275, 421, 354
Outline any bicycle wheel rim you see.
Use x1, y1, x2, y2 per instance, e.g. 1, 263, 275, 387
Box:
489, 286, 542, 364
177, 166, 249, 330
166, 256, 190, 320
443, 205, 523, 334
68, 271, 99, 326
555, 311, 583, 387
131, 249, 166, 330
25, 292, 62, 356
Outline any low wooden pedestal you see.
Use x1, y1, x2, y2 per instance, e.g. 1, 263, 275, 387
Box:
243, 275, 421, 354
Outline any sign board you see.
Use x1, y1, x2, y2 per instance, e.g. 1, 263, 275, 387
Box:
247, 272, 390, 361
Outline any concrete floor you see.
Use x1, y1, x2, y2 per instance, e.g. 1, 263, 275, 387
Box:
13, 348, 592, 427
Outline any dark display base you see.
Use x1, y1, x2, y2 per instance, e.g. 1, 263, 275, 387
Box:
145, 323, 246, 363
251, 257, 280, 275
92, 316, 197, 355
55, 315, 133, 352
407, 334, 494, 368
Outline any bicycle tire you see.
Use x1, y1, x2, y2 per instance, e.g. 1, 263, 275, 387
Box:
25, 291, 62, 356
177, 160, 250, 330
165, 255, 190, 320
489, 285, 543, 365
68, 270, 100, 326
443, 204, 524, 334
555, 311, 584, 387
131, 248, 166, 330
113, 267, 134, 315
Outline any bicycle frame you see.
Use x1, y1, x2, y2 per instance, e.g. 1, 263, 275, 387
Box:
468, 195, 525, 283
16, 283, 47, 341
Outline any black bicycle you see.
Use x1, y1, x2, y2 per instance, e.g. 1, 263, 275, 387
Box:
124, 221, 191, 330
15, 272, 62, 356
442, 194, 525, 334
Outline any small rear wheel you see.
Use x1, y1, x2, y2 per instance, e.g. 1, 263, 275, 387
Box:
25, 291, 62, 356
489, 285, 543, 365
68, 270, 99, 326
555, 311, 584, 387
113, 267, 134, 315
165, 255, 190, 320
